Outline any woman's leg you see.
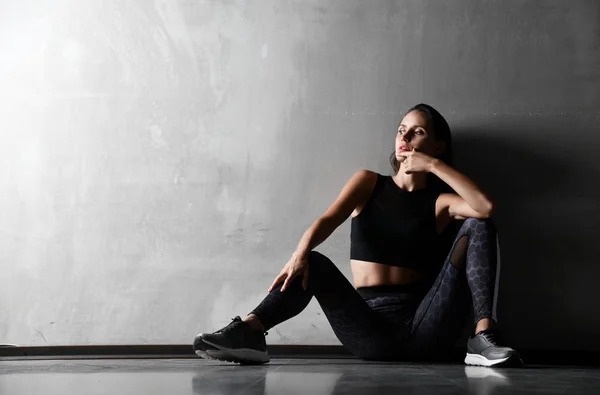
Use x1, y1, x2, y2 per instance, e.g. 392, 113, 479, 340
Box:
406, 218, 498, 355
249, 251, 400, 360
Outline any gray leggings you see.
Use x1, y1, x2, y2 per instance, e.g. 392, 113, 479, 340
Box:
250, 218, 498, 360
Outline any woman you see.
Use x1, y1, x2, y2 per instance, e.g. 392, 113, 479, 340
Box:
193, 104, 521, 367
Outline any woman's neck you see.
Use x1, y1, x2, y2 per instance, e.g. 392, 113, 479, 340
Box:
392, 171, 428, 191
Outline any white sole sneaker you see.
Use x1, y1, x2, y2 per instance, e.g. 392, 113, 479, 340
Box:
202, 338, 270, 364
194, 347, 231, 361
193, 336, 231, 361
465, 353, 523, 367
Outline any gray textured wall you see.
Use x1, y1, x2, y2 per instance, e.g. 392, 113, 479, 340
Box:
0, 0, 598, 349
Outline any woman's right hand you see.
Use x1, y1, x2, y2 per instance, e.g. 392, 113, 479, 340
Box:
268, 252, 310, 292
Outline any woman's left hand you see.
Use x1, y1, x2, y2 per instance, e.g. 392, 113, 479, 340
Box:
399, 149, 437, 174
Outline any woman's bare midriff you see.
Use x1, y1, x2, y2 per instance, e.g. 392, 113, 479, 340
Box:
350, 259, 427, 288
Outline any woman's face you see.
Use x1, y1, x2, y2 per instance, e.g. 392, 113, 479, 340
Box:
395, 110, 445, 161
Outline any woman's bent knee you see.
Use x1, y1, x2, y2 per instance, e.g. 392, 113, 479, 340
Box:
306, 250, 334, 268
462, 217, 496, 233
305, 251, 341, 290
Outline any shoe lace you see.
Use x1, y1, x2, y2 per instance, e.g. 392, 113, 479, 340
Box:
481, 329, 502, 346
217, 317, 269, 336
215, 317, 242, 334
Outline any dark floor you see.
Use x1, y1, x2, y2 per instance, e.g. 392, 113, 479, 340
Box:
1, 358, 599, 394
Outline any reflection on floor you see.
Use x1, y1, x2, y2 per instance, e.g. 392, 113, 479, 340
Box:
1, 358, 599, 394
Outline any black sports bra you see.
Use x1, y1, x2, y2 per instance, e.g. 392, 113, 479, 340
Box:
350, 173, 442, 272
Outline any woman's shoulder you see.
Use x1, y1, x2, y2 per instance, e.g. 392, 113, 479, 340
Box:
352, 169, 383, 187
354, 168, 378, 176
346, 170, 382, 217
354, 169, 386, 179
341, 170, 381, 200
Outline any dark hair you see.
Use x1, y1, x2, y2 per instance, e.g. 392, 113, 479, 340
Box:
389, 103, 453, 192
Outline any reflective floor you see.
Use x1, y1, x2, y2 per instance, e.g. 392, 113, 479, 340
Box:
1, 358, 599, 395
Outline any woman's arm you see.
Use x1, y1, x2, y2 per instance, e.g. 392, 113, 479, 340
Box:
429, 159, 494, 219
270, 169, 377, 292
293, 169, 377, 258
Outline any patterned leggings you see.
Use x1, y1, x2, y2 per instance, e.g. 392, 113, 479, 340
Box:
249, 218, 498, 360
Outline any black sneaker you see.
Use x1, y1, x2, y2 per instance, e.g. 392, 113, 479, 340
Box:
465, 329, 523, 367
193, 335, 230, 361
196, 316, 269, 364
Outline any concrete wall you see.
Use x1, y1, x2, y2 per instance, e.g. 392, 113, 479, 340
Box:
0, 0, 598, 349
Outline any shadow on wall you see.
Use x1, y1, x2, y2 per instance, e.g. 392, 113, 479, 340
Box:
453, 126, 600, 350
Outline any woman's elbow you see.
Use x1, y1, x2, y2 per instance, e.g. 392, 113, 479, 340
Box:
480, 200, 495, 218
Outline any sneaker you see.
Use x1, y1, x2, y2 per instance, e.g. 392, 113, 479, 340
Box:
195, 316, 270, 364
193, 335, 231, 361
465, 328, 523, 367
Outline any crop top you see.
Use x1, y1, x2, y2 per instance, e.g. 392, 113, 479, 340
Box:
350, 173, 443, 273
